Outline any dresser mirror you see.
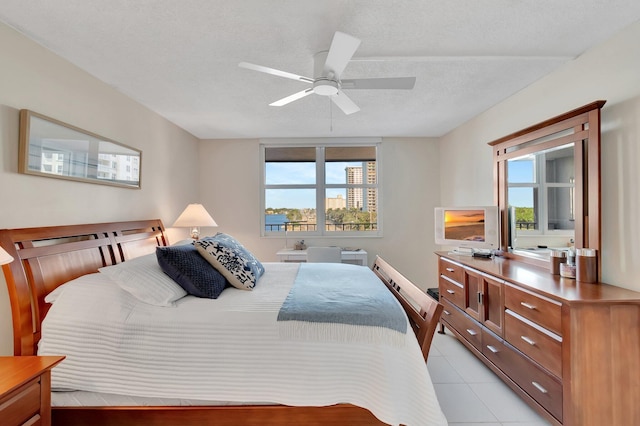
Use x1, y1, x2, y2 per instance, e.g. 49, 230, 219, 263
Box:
488, 101, 605, 272
506, 142, 575, 257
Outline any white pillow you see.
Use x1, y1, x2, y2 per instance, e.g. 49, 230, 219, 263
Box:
99, 253, 187, 307
45, 282, 68, 304
45, 273, 109, 304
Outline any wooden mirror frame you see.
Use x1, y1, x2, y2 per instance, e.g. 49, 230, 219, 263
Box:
488, 100, 605, 276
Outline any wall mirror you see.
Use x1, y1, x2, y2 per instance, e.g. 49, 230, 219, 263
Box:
488, 101, 605, 273
19, 110, 141, 189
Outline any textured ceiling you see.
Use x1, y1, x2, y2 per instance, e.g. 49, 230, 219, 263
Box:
1, 1, 639, 139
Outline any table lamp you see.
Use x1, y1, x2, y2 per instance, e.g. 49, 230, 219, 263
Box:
172, 203, 218, 240
0, 245, 14, 265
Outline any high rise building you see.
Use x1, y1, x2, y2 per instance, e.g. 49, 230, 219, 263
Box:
345, 166, 363, 209
365, 161, 377, 214
345, 162, 377, 212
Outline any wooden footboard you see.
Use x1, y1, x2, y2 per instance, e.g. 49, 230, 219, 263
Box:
1, 220, 442, 426
372, 256, 443, 361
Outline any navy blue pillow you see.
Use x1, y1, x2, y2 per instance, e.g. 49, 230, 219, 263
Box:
156, 244, 227, 299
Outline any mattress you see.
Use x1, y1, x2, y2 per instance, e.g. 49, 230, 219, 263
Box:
39, 262, 447, 425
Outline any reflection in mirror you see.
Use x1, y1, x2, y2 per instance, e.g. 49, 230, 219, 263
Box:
507, 144, 574, 255
19, 110, 141, 188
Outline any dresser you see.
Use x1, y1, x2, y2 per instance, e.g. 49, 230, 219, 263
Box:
0, 356, 65, 426
436, 252, 640, 426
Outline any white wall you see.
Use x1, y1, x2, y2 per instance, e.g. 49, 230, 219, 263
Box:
0, 22, 201, 355
198, 137, 442, 289
439, 20, 640, 291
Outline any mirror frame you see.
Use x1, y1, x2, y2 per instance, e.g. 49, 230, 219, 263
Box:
18, 109, 142, 189
488, 100, 605, 276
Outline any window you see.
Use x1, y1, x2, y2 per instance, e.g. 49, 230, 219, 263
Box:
262, 142, 381, 237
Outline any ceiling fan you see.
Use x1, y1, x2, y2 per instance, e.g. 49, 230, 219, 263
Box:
239, 31, 416, 115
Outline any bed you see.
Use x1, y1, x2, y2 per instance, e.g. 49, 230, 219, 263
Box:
0, 219, 446, 426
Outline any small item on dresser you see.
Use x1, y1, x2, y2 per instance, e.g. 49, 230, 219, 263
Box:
549, 250, 567, 275
576, 248, 598, 283
559, 249, 576, 279
472, 252, 492, 259
559, 262, 576, 278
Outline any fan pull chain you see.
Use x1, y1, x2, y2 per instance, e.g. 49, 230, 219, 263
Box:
329, 98, 333, 132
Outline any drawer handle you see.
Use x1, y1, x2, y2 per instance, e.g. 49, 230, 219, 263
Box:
466, 329, 478, 336
521, 336, 536, 346
446, 289, 455, 294
531, 381, 548, 394
486, 345, 499, 353
443, 310, 450, 316
446, 268, 455, 272
520, 301, 536, 310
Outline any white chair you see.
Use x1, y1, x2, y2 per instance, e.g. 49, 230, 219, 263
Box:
306, 246, 342, 263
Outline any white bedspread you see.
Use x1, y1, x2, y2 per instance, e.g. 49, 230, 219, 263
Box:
39, 263, 447, 426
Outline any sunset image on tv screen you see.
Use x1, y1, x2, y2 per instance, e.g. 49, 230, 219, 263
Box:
444, 210, 485, 242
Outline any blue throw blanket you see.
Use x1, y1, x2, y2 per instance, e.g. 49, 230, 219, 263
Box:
277, 263, 407, 334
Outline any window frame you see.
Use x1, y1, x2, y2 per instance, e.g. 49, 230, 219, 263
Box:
260, 138, 382, 238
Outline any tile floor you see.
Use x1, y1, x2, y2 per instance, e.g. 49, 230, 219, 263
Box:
427, 328, 551, 426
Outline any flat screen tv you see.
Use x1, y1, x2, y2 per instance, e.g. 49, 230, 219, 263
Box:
434, 206, 500, 253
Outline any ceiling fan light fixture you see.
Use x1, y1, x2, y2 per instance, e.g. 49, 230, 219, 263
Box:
240, 31, 416, 114
313, 78, 339, 96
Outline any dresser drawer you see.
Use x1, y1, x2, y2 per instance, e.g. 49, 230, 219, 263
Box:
439, 276, 465, 310
439, 258, 464, 284
482, 328, 510, 372
0, 377, 40, 426
505, 310, 562, 378
440, 298, 482, 351
504, 284, 562, 335
439, 297, 459, 328
483, 329, 562, 422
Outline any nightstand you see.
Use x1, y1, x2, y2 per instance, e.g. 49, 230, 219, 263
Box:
0, 356, 65, 426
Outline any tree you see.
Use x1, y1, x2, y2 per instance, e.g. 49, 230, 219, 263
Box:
286, 209, 302, 222
515, 207, 535, 223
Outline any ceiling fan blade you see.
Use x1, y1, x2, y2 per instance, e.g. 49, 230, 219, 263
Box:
330, 91, 360, 115
323, 32, 361, 77
341, 77, 416, 90
239, 62, 314, 83
270, 88, 315, 106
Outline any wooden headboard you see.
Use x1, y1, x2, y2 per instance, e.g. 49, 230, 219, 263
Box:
0, 219, 167, 356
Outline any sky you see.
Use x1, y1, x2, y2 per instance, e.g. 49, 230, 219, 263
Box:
507, 158, 534, 207
265, 162, 361, 209
265, 159, 536, 210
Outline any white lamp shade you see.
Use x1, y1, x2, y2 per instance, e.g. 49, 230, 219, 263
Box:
0, 246, 14, 265
172, 204, 218, 227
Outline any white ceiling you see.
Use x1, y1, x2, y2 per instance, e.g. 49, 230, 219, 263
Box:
1, 1, 639, 139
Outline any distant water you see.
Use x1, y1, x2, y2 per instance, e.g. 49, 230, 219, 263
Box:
265, 214, 287, 231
